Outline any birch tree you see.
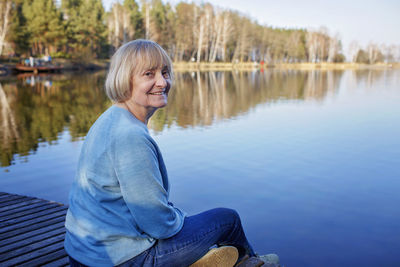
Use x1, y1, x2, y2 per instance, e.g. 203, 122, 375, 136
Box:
0, 0, 12, 55
196, 15, 205, 63
220, 11, 232, 61
348, 41, 360, 63
108, 3, 124, 49
174, 2, 196, 61
141, 0, 150, 39
231, 14, 252, 62
306, 31, 318, 62
367, 42, 382, 64
208, 9, 231, 62
175, 2, 197, 61
327, 34, 341, 62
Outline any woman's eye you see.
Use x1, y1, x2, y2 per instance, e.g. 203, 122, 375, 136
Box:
162, 71, 170, 78
145, 71, 154, 76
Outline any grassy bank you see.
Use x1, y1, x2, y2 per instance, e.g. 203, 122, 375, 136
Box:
173, 61, 400, 71
270, 62, 400, 70
2, 57, 399, 73
173, 62, 259, 71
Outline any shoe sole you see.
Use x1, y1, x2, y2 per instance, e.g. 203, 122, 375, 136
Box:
190, 246, 239, 267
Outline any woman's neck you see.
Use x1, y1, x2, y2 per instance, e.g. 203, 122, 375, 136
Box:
115, 102, 155, 125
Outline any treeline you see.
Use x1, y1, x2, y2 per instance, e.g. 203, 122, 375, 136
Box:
1, 0, 399, 63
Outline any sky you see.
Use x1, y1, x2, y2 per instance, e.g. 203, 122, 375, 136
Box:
103, 0, 400, 53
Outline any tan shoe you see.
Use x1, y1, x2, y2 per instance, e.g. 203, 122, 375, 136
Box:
190, 246, 239, 267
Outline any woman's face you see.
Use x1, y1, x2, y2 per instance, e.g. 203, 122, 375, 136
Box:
129, 66, 171, 111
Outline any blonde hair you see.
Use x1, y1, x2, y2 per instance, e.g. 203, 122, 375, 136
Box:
105, 39, 173, 102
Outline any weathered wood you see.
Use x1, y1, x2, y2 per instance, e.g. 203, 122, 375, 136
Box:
0, 192, 69, 267
18, 248, 69, 267
0, 215, 66, 241
0, 220, 65, 245
0, 209, 67, 234
0, 200, 55, 216
0, 194, 12, 201
0, 205, 66, 226
0, 195, 30, 205
0, 239, 65, 266
0, 194, 31, 203
0, 226, 65, 254
0, 232, 65, 261
0, 197, 35, 208
40, 255, 70, 267
0, 198, 43, 213
0, 202, 62, 221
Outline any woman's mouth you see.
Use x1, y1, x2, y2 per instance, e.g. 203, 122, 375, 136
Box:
149, 91, 165, 95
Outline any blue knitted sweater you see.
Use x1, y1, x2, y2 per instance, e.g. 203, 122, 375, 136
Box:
64, 105, 185, 266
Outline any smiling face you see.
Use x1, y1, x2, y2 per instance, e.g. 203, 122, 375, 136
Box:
130, 65, 172, 112
108, 40, 174, 123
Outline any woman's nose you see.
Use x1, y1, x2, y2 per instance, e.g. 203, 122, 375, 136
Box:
155, 72, 167, 88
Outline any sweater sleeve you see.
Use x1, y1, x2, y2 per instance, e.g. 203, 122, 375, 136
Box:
111, 129, 184, 239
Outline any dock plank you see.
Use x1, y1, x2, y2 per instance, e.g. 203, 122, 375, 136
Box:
40, 255, 70, 267
0, 215, 66, 240
0, 220, 65, 246
0, 208, 67, 234
0, 226, 65, 254
0, 195, 26, 204
0, 200, 55, 217
0, 239, 65, 266
0, 198, 43, 213
0, 202, 63, 221
0, 232, 65, 261
0, 192, 69, 267
18, 248, 68, 267
0, 197, 35, 208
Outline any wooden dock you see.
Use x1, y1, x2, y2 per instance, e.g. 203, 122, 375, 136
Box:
0, 192, 69, 266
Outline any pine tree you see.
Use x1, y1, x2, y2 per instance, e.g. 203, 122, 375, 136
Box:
63, 0, 107, 58
149, 0, 167, 45
7, 0, 30, 55
123, 0, 144, 40
21, 0, 65, 56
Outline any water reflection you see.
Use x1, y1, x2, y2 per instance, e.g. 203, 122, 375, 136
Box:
1, 69, 375, 167
0, 72, 109, 166
150, 70, 344, 131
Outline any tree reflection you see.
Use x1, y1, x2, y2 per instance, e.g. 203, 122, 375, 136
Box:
1, 70, 346, 166
0, 73, 109, 166
150, 70, 344, 131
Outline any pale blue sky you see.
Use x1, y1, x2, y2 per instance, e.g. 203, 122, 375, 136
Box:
103, 0, 400, 52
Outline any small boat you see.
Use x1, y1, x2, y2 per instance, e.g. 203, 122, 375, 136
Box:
15, 64, 63, 73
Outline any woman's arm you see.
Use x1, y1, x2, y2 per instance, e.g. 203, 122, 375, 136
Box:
112, 130, 184, 239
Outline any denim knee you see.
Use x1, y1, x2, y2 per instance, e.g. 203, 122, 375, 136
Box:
213, 208, 241, 225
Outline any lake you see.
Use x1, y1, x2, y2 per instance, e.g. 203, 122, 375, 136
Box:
0, 69, 399, 266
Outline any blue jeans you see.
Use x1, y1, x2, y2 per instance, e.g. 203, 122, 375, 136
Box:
69, 208, 255, 267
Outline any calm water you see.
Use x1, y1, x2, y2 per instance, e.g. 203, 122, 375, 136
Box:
1, 69, 399, 266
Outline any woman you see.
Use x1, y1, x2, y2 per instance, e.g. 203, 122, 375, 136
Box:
64, 39, 266, 267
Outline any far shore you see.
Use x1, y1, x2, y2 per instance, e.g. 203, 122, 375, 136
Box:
1, 58, 399, 75
173, 62, 400, 71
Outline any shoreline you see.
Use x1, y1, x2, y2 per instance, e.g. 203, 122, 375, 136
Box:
173, 62, 400, 71
1, 59, 399, 75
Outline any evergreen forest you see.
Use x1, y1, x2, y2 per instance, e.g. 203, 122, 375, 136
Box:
0, 0, 399, 63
